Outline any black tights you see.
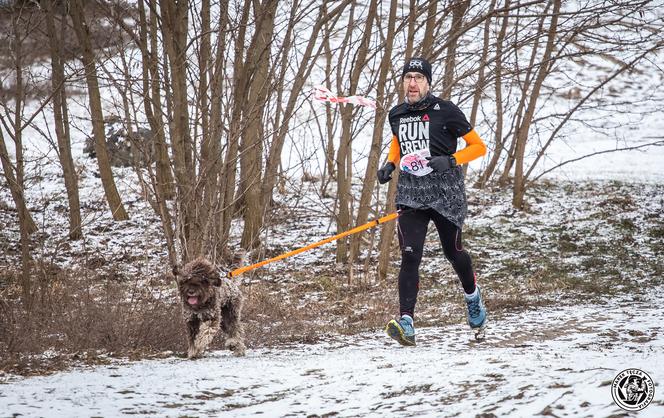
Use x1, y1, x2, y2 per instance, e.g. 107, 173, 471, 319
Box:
396, 208, 476, 318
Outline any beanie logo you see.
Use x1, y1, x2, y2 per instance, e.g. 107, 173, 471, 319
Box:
409, 59, 424, 70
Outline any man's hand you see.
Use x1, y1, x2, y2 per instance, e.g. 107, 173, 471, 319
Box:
377, 162, 396, 184
426, 155, 456, 172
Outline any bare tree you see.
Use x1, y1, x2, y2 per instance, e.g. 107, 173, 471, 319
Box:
261, 0, 351, 212
0, 4, 44, 306
469, 0, 496, 127
217, 0, 251, 258
378, 0, 418, 281
161, 0, 195, 258
318, 2, 340, 197
2, 0, 662, 283
69, 0, 129, 221
497, 1, 552, 187
44, 0, 82, 240
351, 0, 398, 263
441, 0, 471, 100
420, 0, 438, 59
512, 0, 561, 209
334, 0, 377, 263
238, 0, 278, 250
475, 0, 510, 189
138, 0, 174, 201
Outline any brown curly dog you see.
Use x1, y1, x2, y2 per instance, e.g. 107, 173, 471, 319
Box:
173, 257, 246, 359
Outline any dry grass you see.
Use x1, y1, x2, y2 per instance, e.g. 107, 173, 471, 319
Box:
0, 262, 399, 376
0, 263, 182, 374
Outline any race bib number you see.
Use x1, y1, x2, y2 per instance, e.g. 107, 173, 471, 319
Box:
400, 149, 433, 176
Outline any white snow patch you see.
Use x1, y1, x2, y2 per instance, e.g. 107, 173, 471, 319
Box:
2, 286, 662, 417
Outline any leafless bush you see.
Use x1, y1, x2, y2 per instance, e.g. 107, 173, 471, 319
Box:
0, 264, 183, 374
0, 262, 398, 374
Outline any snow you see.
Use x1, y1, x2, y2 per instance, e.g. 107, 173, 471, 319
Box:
2, 285, 663, 417
2, 2, 664, 417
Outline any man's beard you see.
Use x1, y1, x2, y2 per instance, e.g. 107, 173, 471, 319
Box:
406, 92, 433, 110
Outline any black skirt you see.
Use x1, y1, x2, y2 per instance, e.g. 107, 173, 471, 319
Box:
395, 166, 467, 229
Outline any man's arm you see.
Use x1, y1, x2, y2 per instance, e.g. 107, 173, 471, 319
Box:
452, 129, 487, 165
386, 135, 400, 165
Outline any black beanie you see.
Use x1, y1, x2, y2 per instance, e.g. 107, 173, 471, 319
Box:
402, 57, 432, 84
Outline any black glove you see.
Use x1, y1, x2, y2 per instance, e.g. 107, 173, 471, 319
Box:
426, 155, 456, 172
377, 162, 396, 184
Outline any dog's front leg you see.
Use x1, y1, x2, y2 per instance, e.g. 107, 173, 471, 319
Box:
186, 317, 201, 359
191, 318, 220, 358
221, 303, 246, 357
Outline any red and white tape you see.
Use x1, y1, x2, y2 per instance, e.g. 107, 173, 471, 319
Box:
312, 85, 376, 109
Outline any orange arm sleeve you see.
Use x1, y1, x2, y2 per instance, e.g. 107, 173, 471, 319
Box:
387, 135, 400, 165
452, 129, 487, 165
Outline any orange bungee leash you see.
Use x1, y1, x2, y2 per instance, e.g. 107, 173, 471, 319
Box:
227, 212, 400, 278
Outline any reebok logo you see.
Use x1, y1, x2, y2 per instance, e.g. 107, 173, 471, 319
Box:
399, 115, 423, 124
434, 103, 440, 110
422, 114, 429, 121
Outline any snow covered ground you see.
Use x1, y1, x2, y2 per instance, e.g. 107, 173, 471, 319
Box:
2, 285, 663, 417
1, 3, 663, 417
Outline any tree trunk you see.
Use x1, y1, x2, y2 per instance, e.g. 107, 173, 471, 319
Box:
0, 12, 36, 307
201, 0, 228, 257
499, 2, 549, 186
513, 0, 561, 209
351, 0, 397, 262
475, 0, 510, 189
378, 0, 417, 281
69, 0, 129, 221
320, 7, 337, 197
1, 123, 38, 242
45, 0, 82, 240
216, 0, 252, 257
239, 0, 278, 250
420, 0, 438, 59
0, 124, 38, 304
333, 0, 377, 263
334, 3, 355, 263
138, 0, 175, 201
193, 0, 215, 255
161, 0, 196, 259
441, 0, 470, 100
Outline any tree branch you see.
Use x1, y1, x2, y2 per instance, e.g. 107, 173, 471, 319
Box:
529, 140, 664, 183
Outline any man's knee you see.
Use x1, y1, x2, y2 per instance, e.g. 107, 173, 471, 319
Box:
401, 245, 423, 265
442, 246, 466, 263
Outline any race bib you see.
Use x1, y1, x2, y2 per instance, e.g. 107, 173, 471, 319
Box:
400, 149, 433, 176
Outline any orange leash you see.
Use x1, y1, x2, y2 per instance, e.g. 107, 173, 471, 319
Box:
227, 212, 400, 278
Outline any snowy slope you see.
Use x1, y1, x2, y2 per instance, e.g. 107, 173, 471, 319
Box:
2, 285, 663, 417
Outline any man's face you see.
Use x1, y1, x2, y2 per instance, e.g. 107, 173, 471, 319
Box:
403, 72, 429, 103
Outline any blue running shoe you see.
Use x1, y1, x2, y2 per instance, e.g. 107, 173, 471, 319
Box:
386, 315, 415, 346
465, 286, 487, 339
